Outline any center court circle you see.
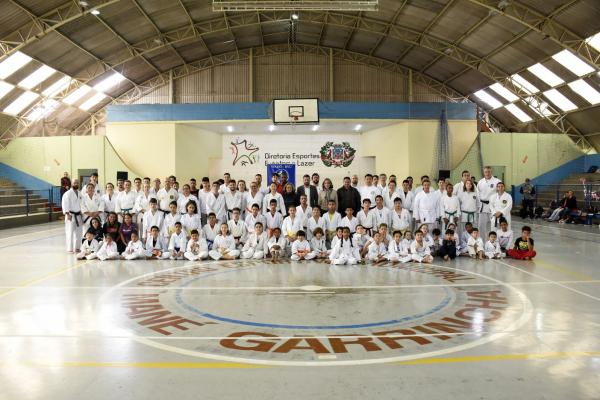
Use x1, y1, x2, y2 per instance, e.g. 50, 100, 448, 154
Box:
99, 260, 533, 366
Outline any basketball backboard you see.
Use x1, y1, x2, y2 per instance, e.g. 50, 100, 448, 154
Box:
272, 98, 319, 125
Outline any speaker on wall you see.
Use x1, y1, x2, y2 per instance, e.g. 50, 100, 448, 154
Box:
116, 171, 128, 181
438, 170, 450, 180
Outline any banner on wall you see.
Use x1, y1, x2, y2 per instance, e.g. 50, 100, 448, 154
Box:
267, 164, 296, 187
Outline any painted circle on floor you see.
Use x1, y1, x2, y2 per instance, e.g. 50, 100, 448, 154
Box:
99, 260, 532, 366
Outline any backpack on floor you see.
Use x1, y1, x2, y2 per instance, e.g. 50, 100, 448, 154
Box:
534, 206, 544, 218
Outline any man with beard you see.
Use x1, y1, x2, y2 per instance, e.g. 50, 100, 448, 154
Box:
62, 179, 83, 253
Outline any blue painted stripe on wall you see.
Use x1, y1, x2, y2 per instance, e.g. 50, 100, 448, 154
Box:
0, 162, 54, 191
107, 102, 476, 122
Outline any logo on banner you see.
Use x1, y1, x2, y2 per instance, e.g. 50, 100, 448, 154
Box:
230, 138, 259, 166
320, 142, 356, 168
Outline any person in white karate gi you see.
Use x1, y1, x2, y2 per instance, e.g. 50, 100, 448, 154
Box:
366, 232, 388, 264
115, 180, 137, 222
144, 226, 171, 259
167, 222, 187, 260
309, 228, 330, 259
390, 198, 411, 235
439, 183, 461, 233
177, 184, 201, 217
122, 231, 145, 260
262, 182, 286, 215
245, 182, 265, 214
306, 206, 326, 241
484, 231, 503, 259
76, 230, 100, 260
224, 180, 243, 221
88, 234, 120, 261
241, 222, 268, 259
62, 179, 83, 253
267, 227, 287, 262
205, 182, 227, 224
101, 183, 117, 223
184, 230, 209, 261
81, 183, 103, 232
156, 179, 178, 214
410, 230, 433, 263
290, 230, 315, 261
209, 223, 240, 261
329, 227, 361, 265
467, 228, 485, 260
477, 166, 501, 240
245, 203, 266, 235
413, 179, 440, 233
489, 182, 513, 231
281, 205, 303, 246
203, 213, 220, 250
227, 207, 248, 249
387, 230, 412, 263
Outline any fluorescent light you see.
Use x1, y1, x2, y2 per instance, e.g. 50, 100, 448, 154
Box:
291, 13, 299, 20
18, 65, 56, 89
79, 92, 107, 111
93, 73, 126, 93
3, 91, 39, 115
511, 74, 539, 95
489, 83, 519, 102
63, 85, 91, 105
312, 125, 319, 131
354, 124, 362, 131
227, 126, 234, 133
543, 89, 577, 112
586, 33, 600, 52
528, 63, 564, 87
0, 52, 32, 79
568, 79, 600, 105
525, 97, 553, 117
552, 50, 594, 77
504, 104, 532, 123
268, 125, 275, 132
42, 76, 71, 97
25, 99, 59, 121
474, 89, 503, 109
90, 9, 100, 15
0, 81, 14, 101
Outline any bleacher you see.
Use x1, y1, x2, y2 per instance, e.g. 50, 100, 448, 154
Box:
0, 178, 61, 229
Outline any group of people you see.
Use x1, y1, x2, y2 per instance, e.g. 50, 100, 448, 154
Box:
61, 167, 537, 263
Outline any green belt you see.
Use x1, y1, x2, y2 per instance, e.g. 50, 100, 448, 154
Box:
461, 210, 475, 223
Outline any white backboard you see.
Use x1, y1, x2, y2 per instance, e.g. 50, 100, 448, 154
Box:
272, 98, 319, 124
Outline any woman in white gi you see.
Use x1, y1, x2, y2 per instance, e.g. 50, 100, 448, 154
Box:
101, 183, 117, 223
180, 201, 202, 238
209, 223, 240, 261
413, 179, 440, 232
81, 183, 103, 232
489, 182, 513, 230
457, 179, 478, 233
329, 227, 361, 265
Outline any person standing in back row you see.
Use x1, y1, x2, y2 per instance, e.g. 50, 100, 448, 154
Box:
62, 179, 82, 253
477, 166, 500, 240
296, 174, 318, 208
337, 176, 361, 216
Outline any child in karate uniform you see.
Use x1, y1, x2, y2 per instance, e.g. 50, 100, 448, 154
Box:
144, 226, 171, 259
180, 201, 202, 238
203, 213, 220, 250
122, 230, 145, 260
387, 230, 411, 263
340, 206, 359, 235
306, 207, 326, 241
184, 230, 209, 261
290, 230, 315, 261
459, 222, 474, 256
168, 222, 187, 260
330, 227, 344, 251
241, 222, 268, 259
324, 200, 342, 247
367, 232, 388, 264
163, 201, 180, 241
485, 231, 502, 259
267, 227, 287, 262
497, 219, 513, 258
209, 223, 240, 261
227, 208, 248, 250
77, 230, 100, 260
142, 198, 163, 242
438, 229, 457, 261
467, 228, 485, 260
309, 228, 330, 260
329, 227, 361, 265
410, 230, 433, 263
353, 225, 371, 255
88, 234, 119, 261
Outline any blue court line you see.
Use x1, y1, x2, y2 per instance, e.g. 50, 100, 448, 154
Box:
173, 266, 453, 330
0, 234, 62, 251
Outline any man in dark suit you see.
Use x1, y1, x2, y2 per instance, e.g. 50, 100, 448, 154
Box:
296, 174, 319, 208
337, 176, 361, 216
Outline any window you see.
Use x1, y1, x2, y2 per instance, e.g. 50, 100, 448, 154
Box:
3, 91, 39, 115
528, 64, 564, 87
552, 50, 595, 77
489, 83, 519, 102
511, 74, 539, 94
474, 90, 503, 109
585, 32, 600, 53
504, 104, 532, 123
42, 76, 71, 98
0, 81, 14, 101
0, 52, 32, 80
93, 73, 125, 93
568, 79, 600, 105
63, 85, 91, 105
543, 89, 577, 112
79, 92, 107, 111
25, 99, 59, 121
18, 65, 56, 89
525, 97, 553, 117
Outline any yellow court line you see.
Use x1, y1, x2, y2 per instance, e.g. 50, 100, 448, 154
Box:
398, 351, 600, 365
532, 259, 595, 281
0, 260, 92, 299
20, 361, 264, 369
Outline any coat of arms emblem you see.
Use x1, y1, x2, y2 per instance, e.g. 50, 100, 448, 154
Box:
320, 142, 356, 168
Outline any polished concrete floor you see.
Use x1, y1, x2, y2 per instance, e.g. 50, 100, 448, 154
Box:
0, 221, 599, 399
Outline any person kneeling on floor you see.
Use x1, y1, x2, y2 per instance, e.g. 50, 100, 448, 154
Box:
507, 226, 537, 260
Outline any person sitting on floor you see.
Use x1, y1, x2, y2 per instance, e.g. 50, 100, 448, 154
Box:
507, 226, 537, 260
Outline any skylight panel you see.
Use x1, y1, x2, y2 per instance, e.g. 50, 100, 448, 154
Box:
504, 104, 532, 123
3, 91, 39, 115
552, 50, 595, 77
525, 97, 553, 117
511, 74, 540, 95
489, 83, 519, 102
63, 85, 91, 105
586, 33, 600, 52
0, 52, 32, 79
93, 73, 125, 93
474, 90, 503, 109
18, 65, 56, 89
79, 92, 107, 111
42, 76, 71, 98
528, 64, 564, 87
25, 99, 59, 121
543, 89, 577, 112
568, 79, 600, 105
0, 81, 14, 101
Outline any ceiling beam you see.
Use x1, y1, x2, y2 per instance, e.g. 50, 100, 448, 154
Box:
177, 0, 214, 60
368, 0, 408, 57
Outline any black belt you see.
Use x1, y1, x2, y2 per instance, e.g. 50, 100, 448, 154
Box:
69, 211, 82, 227
160, 209, 170, 215
481, 200, 490, 204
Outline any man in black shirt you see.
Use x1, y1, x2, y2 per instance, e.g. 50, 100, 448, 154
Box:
337, 176, 361, 216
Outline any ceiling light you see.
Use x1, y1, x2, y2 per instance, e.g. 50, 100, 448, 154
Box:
93, 73, 125, 93
511, 74, 539, 95
79, 92, 107, 111
227, 126, 234, 133
312, 125, 319, 131
489, 83, 519, 102
504, 104, 532, 123
268, 125, 275, 132
3, 91, 39, 115
586, 33, 600, 52
0, 81, 14, 101
568, 79, 600, 105
25, 99, 60, 121
90, 9, 100, 15
63, 85, 91, 105
18, 65, 56, 89
552, 50, 594, 77
42, 76, 71, 98
79, 1, 89, 6
291, 13, 299, 20
543, 89, 577, 112
474, 89, 503, 109
0, 52, 32, 79
354, 124, 362, 131
527, 63, 564, 87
